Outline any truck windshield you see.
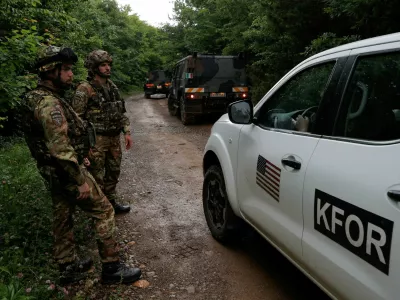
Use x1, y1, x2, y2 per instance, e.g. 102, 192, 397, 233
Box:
148, 71, 167, 83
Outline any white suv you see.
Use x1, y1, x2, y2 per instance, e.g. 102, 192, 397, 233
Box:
202, 33, 400, 300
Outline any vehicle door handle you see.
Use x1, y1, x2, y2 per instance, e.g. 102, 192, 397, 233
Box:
387, 190, 400, 201
281, 158, 301, 170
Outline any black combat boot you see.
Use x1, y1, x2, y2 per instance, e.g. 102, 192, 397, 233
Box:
59, 257, 93, 284
101, 261, 141, 284
110, 200, 131, 214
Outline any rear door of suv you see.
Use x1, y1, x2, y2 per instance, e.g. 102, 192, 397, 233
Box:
303, 42, 400, 300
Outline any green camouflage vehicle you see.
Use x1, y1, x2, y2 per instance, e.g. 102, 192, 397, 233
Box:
168, 53, 251, 125
144, 70, 171, 99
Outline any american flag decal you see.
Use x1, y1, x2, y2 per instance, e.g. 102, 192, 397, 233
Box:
256, 155, 281, 202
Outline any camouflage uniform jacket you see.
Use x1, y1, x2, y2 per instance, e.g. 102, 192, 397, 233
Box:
72, 79, 130, 136
21, 82, 89, 186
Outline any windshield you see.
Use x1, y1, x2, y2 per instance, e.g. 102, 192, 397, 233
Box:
147, 71, 167, 83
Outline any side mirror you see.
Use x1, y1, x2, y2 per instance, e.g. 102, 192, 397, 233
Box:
228, 100, 253, 124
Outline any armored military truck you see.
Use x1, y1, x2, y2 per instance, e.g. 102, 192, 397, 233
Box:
144, 70, 171, 98
168, 53, 250, 125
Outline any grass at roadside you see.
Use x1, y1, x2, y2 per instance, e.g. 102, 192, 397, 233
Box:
0, 138, 94, 299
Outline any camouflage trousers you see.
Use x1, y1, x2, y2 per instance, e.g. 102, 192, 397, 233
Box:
88, 135, 122, 202
42, 166, 120, 264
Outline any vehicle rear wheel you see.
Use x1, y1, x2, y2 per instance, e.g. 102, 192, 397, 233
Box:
180, 97, 196, 125
145, 94, 151, 99
203, 165, 241, 243
168, 94, 179, 116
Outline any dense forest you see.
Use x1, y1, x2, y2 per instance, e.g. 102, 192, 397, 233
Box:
2, 0, 400, 130
163, 0, 400, 101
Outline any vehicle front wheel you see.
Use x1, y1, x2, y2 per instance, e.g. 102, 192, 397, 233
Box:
203, 165, 241, 243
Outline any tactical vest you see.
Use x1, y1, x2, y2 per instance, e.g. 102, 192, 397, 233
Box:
85, 80, 126, 135
21, 86, 94, 178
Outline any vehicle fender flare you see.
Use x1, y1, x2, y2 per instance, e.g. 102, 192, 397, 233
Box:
203, 134, 240, 216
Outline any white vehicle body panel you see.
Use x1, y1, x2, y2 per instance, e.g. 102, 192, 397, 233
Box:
202, 33, 400, 300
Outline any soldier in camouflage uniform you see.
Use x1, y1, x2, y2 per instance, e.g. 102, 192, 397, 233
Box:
20, 45, 141, 284
71, 50, 132, 214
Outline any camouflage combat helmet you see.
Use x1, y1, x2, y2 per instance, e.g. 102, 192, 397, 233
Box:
36, 45, 78, 72
84, 50, 113, 71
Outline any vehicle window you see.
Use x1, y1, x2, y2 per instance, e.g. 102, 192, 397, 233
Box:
256, 62, 336, 133
335, 52, 400, 141
148, 71, 166, 83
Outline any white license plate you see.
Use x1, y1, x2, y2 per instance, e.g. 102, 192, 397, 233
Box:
210, 92, 226, 97
157, 85, 162, 89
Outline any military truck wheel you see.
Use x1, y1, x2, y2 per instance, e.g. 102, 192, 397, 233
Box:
180, 97, 195, 125
168, 95, 178, 116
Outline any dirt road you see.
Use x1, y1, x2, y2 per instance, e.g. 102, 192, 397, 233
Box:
98, 94, 330, 300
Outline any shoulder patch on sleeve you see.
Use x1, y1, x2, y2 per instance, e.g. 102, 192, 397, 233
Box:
50, 108, 64, 126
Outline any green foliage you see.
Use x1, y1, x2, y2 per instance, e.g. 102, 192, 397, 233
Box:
0, 24, 41, 128
0, 277, 34, 300
303, 33, 361, 57
164, 0, 400, 103
324, 0, 400, 37
0, 139, 53, 299
0, 0, 167, 131
3, 0, 400, 124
